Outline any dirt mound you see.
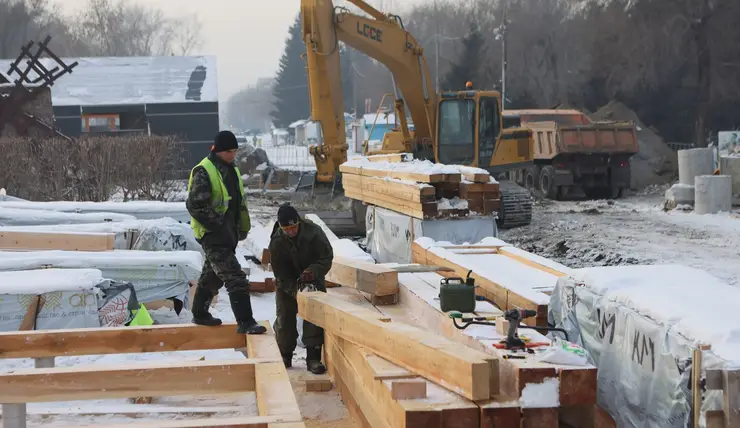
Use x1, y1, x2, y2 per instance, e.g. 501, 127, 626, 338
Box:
590, 100, 677, 189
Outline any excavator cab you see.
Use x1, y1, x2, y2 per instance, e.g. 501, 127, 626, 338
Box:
435, 89, 503, 170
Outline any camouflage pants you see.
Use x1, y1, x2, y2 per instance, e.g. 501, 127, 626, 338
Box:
273, 284, 326, 356
197, 245, 249, 296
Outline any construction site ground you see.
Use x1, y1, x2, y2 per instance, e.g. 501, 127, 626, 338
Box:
500, 186, 740, 287
3, 187, 739, 427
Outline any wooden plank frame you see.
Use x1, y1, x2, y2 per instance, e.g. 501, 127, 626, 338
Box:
705, 367, 740, 428
0, 322, 306, 428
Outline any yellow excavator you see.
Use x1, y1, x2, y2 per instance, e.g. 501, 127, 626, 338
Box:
300, 0, 534, 229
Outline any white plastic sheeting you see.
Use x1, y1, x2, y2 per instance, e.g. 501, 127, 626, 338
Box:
0, 200, 190, 222
365, 206, 498, 264
549, 265, 732, 428
0, 268, 106, 331
0, 250, 201, 308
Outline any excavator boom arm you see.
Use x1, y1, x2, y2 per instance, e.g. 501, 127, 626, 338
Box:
301, 0, 437, 183
302, 0, 348, 183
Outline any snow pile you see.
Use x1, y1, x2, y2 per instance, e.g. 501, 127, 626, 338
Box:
550, 264, 740, 426
0, 250, 202, 274
0, 206, 135, 226
332, 239, 375, 263
573, 265, 740, 361
0, 200, 189, 222
0, 268, 104, 295
343, 158, 461, 175
381, 176, 435, 189
437, 197, 469, 210
519, 378, 560, 408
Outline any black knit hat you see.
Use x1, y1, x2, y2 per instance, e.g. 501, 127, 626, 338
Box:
277, 204, 300, 227
212, 130, 239, 152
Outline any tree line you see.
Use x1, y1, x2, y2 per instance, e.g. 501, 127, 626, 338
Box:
0, 0, 202, 60
254, 0, 739, 147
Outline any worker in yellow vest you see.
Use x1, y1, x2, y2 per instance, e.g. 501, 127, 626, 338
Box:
186, 130, 266, 335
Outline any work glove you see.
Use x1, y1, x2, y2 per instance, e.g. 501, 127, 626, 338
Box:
301, 270, 315, 283
238, 231, 248, 241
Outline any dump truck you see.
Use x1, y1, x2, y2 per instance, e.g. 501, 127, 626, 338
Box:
504, 109, 638, 199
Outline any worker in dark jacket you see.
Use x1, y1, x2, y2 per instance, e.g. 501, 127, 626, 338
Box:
268, 204, 333, 374
186, 130, 266, 335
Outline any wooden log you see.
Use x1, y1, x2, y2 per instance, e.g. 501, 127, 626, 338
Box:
53, 417, 305, 428
327, 334, 479, 428
298, 291, 495, 401
326, 256, 399, 296
0, 323, 246, 358
245, 321, 302, 420
0, 359, 266, 403
0, 230, 114, 251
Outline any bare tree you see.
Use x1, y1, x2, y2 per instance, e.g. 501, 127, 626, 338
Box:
70, 0, 203, 57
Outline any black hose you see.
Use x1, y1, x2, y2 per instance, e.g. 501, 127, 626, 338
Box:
452, 317, 569, 341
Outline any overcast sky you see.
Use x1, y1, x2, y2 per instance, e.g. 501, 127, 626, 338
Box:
59, 0, 425, 102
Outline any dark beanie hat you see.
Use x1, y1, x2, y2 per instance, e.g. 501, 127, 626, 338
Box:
277, 204, 300, 226
212, 130, 239, 152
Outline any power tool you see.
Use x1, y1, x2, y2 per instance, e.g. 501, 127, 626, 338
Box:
448, 307, 569, 351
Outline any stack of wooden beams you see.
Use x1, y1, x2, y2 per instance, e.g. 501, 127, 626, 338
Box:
339, 156, 469, 219
340, 154, 504, 218
299, 284, 603, 427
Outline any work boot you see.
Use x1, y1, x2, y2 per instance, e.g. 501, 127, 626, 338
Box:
191, 286, 222, 326
306, 345, 327, 375
228, 290, 267, 335
282, 352, 293, 369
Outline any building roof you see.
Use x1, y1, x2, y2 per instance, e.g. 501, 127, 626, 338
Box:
0, 55, 218, 107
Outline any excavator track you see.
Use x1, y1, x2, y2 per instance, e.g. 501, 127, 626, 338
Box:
496, 180, 533, 229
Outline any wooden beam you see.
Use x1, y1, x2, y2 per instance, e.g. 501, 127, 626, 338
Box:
412, 242, 550, 326
342, 173, 435, 203
0, 359, 266, 403
53, 416, 305, 428
328, 334, 479, 428
324, 335, 390, 427
245, 321, 302, 420
364, 153, 411, 163
340, 163, 458, 183
0, 230, 114, 251
398, 272, 597, 405
298, 291, 495, 401
0, 323, 246, 359
326, 256, 399, 296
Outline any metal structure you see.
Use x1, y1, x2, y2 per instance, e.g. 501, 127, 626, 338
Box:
0, 36, 78, 139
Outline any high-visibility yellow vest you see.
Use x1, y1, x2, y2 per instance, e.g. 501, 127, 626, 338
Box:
187, 157, 250, 239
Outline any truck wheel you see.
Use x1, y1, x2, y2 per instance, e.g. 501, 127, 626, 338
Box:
525, 170, 536, 191
539, 166, 559, 199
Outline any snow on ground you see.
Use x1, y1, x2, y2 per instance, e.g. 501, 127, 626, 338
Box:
500, 191, 740, 287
